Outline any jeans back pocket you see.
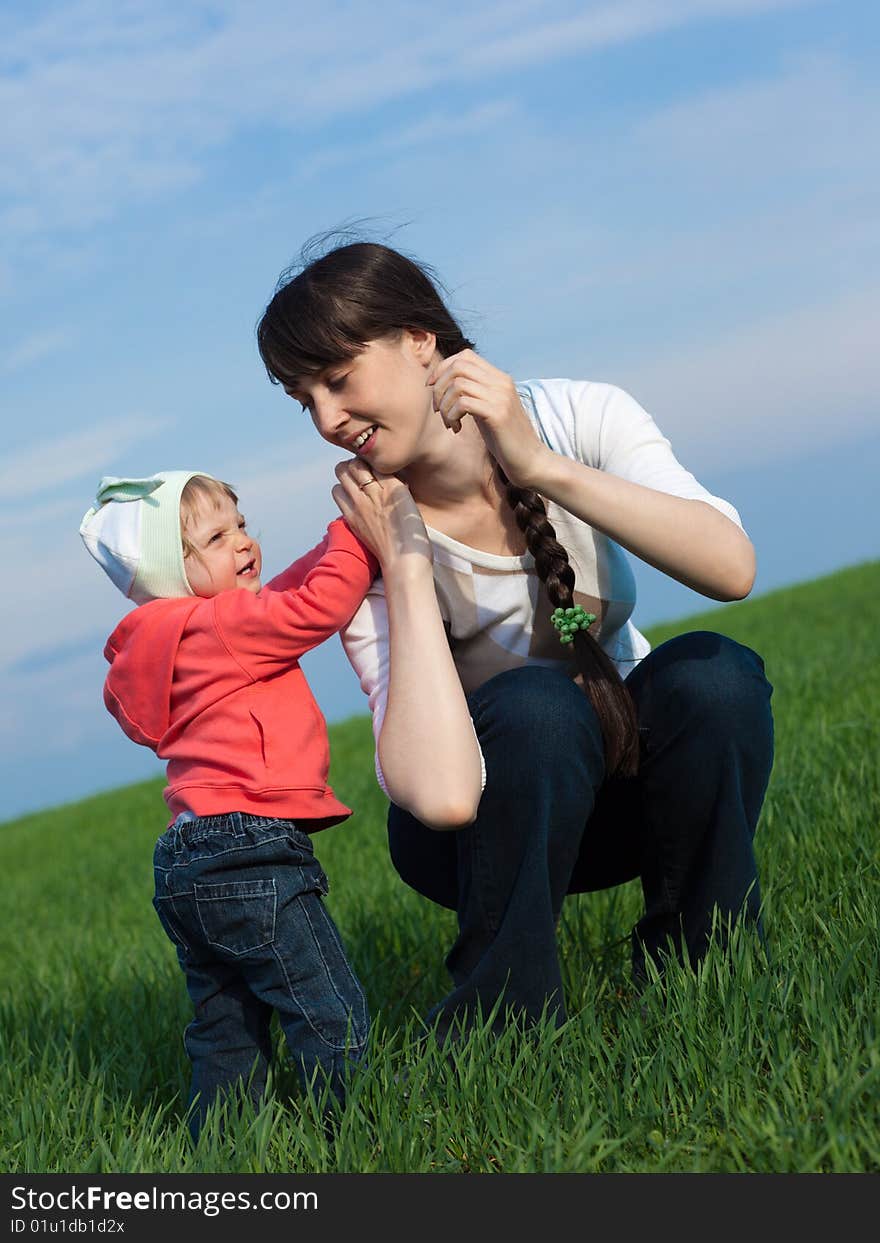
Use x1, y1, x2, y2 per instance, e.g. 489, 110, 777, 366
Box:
195, 878, 277, 956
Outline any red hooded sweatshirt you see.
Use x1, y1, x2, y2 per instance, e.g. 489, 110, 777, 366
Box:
103, 518, 377, 830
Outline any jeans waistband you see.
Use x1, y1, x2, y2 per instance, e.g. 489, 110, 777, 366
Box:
162, 812, 307, 858
172, 811, 299, 830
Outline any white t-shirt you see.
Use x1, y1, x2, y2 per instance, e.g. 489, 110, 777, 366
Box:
340, 379, 744, 792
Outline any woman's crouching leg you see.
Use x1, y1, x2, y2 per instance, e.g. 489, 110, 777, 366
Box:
391, 665, 606, 1041
624, 631, 775, 979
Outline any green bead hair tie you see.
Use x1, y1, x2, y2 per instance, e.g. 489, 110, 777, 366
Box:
551, 605, 597, 645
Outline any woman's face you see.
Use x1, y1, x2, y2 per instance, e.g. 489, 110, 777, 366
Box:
284, 331, 440, 474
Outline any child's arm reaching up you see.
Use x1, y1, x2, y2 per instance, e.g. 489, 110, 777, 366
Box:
210, 518, 379, 677
262, 526, 341, 595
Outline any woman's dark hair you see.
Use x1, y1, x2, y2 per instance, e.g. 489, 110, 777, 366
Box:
257, 240, 475, 383
257, 240, 639, 778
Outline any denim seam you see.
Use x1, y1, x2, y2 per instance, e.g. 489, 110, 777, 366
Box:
156, 893, 192, 956
171, 832, 290, 860
195, 882, 277, 898
194, 878, 277, 956
270, 923, 364, 1053
299, 897, 368, 1045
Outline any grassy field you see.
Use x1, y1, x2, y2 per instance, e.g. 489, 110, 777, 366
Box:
2, 561, 878, 1173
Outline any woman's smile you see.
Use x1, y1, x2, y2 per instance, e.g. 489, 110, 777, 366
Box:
351, 425, 378, 455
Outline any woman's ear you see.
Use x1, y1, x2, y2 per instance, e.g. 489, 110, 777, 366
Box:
402, 327, 437, 364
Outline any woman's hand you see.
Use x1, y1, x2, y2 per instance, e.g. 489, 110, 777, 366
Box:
332, 460, 433, 572
426, 349, 549, 488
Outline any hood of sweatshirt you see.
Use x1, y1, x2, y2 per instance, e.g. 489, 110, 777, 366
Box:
103, 596, 203, 747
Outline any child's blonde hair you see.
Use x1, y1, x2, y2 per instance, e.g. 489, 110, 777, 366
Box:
180, 475, 239, 565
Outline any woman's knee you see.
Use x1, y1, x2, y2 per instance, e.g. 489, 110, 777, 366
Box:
468, 665, 605, 776
640, 631, 772, 726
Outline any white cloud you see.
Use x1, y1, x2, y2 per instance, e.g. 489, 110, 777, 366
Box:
2, 523, 131, 675
5, 496, 80, 531
474, 49, 879, 282
302, 99, 520, 178
1, 328, 74, 374
0, 0, 820, 247
628, 287, 880, 471
0, 642, 146, 762
0, 414, 173, 499
454, 0, 812, 75
630, 49, 876, 188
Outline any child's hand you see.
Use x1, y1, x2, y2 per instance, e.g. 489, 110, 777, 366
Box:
332, 463, 433, 572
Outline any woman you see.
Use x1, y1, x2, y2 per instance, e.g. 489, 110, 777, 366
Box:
256, 241, 774, 1040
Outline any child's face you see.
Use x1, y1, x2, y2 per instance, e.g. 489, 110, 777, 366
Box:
183, 494, 262, 597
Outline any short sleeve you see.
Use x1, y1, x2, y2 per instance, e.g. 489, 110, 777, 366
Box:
522, 379, 744, 531
589, 383, 744, 529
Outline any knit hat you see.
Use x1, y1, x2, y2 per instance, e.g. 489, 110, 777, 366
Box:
80, 471, 216, 604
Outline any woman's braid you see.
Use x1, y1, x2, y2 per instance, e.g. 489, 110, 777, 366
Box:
498, 467, 640, 778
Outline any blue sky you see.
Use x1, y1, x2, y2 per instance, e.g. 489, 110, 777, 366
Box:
1, 0, 877, 822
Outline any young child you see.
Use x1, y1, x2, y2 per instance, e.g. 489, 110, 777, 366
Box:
80, 469, 378, 1139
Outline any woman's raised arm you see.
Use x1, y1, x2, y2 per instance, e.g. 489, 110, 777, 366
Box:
332, 462, 483, 830
428, 351, 756, 602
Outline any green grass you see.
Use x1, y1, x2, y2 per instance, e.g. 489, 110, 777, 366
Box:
2, 561, 878, 1173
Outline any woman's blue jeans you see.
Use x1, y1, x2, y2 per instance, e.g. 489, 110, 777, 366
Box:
153, 813, 369, 1138
388, 631, 774, 1037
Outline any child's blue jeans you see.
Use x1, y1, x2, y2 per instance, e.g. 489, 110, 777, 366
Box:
152, 811, 368, 1138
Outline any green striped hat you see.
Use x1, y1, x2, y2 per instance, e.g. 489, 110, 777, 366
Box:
80, 471, 215, 604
